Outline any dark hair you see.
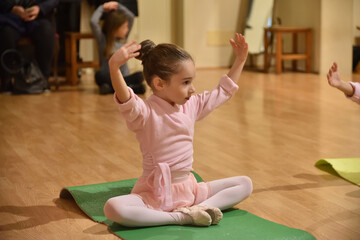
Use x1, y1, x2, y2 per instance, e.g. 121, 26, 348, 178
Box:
135, 40, 193, 87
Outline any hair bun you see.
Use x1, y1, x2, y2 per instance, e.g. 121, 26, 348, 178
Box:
135, 39, 156, 61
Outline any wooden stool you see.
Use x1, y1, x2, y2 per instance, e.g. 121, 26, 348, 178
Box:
264, 27, 312, 74
65, 32, 99, 85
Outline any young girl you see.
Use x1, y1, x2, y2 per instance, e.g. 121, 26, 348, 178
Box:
90, 1, 145, 95
327, 62, 360, 104
104, 33, 253, 227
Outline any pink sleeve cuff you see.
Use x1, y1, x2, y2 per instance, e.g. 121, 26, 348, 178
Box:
219, 75, 239, 96
113, 88, 136, 111
347, 82, 360, 104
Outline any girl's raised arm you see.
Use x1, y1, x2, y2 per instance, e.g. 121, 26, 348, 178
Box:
108, 40, 141, 102
227, 33, 248, 83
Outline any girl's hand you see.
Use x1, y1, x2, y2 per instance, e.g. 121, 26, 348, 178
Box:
109, 41, 140, 103
327, 62, 354, 96
230, 33, 248, 63
103, 1, 118, 12
327, 62, 342, 88
109, 40, 141, 70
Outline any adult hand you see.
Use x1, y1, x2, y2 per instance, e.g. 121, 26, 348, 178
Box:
11, 5, 40, 22
23, 6, 40, 22
11, 6, 26, 19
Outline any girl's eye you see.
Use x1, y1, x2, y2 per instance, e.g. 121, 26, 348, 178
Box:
184, 81, 190, 85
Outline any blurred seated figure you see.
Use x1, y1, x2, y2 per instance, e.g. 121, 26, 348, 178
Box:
0, 0, 59, 93
90, 1, 145, 95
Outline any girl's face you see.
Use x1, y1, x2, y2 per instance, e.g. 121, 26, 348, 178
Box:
114, 21, 129, 39
161, 60, 196, 106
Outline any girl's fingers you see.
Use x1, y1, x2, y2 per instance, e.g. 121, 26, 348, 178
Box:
229, 39, 236, 49
236, 33, 241, 44
124, 40, 138, 48
333, 62, 337, 71
237, 33, 244, 44
131, 52, 140, 58
128, 44, 141, 54
121, 41, 141, 56
234, 33, 247, 49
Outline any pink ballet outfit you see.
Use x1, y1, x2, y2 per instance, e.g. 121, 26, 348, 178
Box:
114, 75, 239, 212
348, 82, 360, 104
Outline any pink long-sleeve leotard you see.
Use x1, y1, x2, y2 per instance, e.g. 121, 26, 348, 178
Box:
348, 82, 360, 104
114, 75, 239, 211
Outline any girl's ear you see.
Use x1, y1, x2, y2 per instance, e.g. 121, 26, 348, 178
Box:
153, 76, 166, 91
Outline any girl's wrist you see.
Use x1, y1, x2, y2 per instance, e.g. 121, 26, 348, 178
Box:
108, 58, 120, 70
231, 57, 245, 70
338, 81, 354, 96
235, 56, 246, 65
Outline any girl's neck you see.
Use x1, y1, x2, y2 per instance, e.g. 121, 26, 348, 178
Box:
153, 91, 175, 106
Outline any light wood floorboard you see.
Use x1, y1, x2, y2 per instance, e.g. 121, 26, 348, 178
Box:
0, 69, 359, 240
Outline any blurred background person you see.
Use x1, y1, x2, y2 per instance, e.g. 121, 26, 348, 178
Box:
0, 0, 59, 93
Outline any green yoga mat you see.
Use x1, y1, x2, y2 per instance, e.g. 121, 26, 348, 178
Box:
315, 158, 360, 186
60, 172, 316, 240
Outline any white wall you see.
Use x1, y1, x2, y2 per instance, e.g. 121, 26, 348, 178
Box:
181, 0, 244, 68
319, 0, 353, 75
353, 0, 360, 42
78, 0, 358, 75
79, 1, 96, 64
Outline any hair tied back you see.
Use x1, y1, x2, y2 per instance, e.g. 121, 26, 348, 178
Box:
135, 39, 156, 62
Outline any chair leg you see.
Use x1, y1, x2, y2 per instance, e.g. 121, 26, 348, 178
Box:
53, 34, 60, 90
275, 32, 282, 74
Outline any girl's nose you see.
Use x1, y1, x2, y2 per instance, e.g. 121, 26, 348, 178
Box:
190, 84, 195, 93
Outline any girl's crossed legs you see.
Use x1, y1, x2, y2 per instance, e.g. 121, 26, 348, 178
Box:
104, 176, 253, 227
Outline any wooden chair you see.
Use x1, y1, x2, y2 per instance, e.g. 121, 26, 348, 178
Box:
64, 32, 99, 85
264, 27, 312, 74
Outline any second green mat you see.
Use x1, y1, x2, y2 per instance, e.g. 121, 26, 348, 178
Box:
60, 172, 316, 240
315, 158, 360, 186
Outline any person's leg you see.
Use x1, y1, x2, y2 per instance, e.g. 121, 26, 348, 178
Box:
124, 71, 143, 85
0, 25, 20, 92
124, 72, 146, 94
199, 176, 253, 210
104, 194, 193, 227
30, 18, 55, 84
94, 61, 115, 94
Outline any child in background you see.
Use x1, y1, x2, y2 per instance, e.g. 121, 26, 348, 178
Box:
90, 1, 145, 95
327, 62, 360, 104
104, 33, 253, 227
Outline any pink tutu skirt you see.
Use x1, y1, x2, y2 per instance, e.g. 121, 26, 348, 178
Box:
131, 172, 210, 212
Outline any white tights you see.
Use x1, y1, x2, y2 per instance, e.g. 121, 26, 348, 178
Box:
103, 176, 253, 227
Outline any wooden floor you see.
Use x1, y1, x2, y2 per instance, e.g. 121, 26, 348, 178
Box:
0, 68, 359, 240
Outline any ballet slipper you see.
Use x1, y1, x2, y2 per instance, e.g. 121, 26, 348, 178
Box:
189, 205, 223, 225
174, 207, 212, 226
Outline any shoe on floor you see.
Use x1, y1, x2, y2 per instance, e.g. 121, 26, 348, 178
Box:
99, 83, 114, 95
129, 83, 146, 94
